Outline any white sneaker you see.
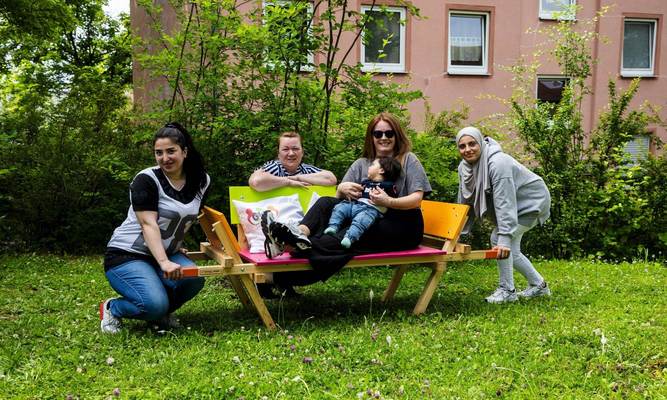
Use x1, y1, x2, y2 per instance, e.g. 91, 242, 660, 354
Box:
485, 288, 518, 304
518, 281, 551, 299
100, 299, 122, 334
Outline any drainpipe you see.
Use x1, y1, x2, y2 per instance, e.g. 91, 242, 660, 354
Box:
588, 0, 603, 136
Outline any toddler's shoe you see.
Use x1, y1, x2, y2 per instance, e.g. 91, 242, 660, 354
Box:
324, 226, 337, 235
340, 237, 352, 249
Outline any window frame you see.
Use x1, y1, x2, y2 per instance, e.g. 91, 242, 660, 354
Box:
262, 0, 316, 72
620, 17, 659, 78
623, 133, 652, 165
536, 75, 571, 104
539, 0, 576, 21
360, 5, 407, 73
447, 9, 491, 76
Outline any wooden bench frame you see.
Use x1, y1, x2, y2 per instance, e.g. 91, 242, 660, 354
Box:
183, 186, 500, 330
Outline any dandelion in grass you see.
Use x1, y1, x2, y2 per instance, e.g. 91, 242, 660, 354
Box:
593, 328, 608, 352
600, 333, 608, 352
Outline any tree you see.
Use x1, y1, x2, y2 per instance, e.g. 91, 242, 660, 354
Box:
0, 0, 139, 251
134, 0, 422, 208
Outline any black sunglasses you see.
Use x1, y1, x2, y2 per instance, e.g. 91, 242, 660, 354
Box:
372, 130, 396, 139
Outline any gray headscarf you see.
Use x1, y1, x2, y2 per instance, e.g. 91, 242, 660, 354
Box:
456, 127, 502, 219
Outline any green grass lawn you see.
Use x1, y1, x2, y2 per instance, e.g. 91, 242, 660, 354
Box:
0, 255, 665, 399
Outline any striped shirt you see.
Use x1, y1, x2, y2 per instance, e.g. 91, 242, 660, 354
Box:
260, 159, 322, 177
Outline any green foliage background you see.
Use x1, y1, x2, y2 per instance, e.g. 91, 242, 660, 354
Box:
0, 1, 666, 260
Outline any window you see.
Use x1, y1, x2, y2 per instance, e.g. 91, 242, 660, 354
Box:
624, 134, 651, 164
361, 6, 406, 73
539, 0, 576, 20
621, 19, 657, 77
448, 11, 489, 75
263, 0, 315, 71
537, 76, 570, 103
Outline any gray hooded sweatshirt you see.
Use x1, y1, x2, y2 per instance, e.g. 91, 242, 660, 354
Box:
458, 136, 551, 248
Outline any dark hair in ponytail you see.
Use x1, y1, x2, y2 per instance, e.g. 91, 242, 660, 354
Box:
154, 122, 207, 197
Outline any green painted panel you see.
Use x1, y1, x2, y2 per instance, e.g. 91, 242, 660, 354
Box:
228, 185, 337, 224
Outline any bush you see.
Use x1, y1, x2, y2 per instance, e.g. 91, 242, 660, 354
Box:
0, 7, 141, 252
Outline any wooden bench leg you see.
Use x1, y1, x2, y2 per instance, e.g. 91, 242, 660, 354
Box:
238, 274, 276, 330
413, 261, 447, 315
228, 276, 254, 311
382, 265, 408, 302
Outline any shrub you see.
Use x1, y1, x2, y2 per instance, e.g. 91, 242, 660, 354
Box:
506, 9, 666, 260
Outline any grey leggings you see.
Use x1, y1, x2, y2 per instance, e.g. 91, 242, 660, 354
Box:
490, 221, 544, 291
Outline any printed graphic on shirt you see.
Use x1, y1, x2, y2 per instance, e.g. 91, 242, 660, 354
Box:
360, 179, 398, 199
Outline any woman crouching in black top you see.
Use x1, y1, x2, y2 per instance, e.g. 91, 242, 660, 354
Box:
100, 122, 210, 333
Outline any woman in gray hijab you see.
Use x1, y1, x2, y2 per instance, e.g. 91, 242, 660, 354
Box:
456, 127, 551, 304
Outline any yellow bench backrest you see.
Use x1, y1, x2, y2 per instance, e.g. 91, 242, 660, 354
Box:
421, 200, 469, 241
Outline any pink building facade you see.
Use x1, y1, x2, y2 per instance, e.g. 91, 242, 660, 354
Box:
132, 0, 667, 155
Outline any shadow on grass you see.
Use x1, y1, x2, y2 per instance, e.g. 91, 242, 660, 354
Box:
175, 279, 506, 333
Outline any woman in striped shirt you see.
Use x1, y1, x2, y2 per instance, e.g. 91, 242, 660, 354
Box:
248, 131, 336, 192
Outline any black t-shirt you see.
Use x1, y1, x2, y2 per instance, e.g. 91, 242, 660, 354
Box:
104, 168, 210, 271
130, 169, 207, 211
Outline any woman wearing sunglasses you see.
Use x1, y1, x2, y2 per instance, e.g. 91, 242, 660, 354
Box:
262, 112, 431, 289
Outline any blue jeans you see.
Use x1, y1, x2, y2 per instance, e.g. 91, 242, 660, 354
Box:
105, 253, 205, 321
328, 201, 382, 243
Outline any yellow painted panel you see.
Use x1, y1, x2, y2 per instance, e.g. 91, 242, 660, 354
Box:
421, 200, 469, 240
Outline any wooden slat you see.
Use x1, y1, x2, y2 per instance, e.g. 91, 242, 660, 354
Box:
413, 261, 447, 315
199, 208, 223, 249
442, 249, 500, 261
212, 222, 242, 265
184, 251, 208, 261
201, 206, 241, 254
238, 274, 276, 330
228, 276, 254, 311
382, 265, 408, 302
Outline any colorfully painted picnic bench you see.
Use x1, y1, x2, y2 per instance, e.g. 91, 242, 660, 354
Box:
183, 186, 501, 330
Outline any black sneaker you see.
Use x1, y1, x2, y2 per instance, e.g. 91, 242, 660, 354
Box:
261, 211, 285, 259
270, 220, 312, 251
